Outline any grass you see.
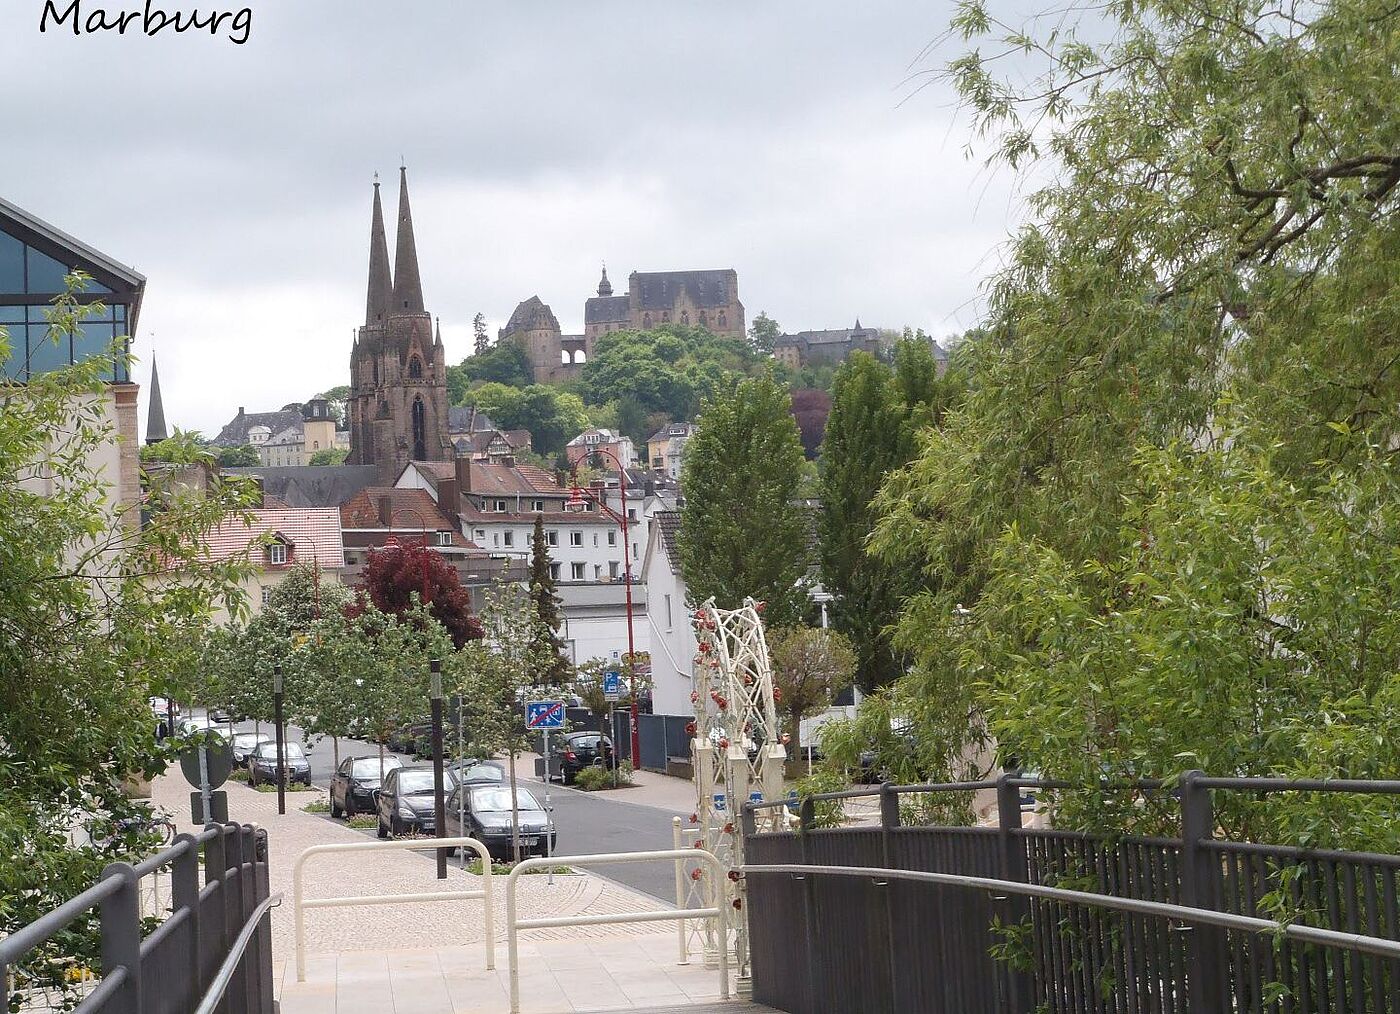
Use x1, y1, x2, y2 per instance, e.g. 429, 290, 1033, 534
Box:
346, 814, 378, 829
229, 768, 250, 783
302, 799, 330, 813
252, 781, 317, 793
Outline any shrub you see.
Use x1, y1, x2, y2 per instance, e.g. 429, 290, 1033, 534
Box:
229, 769, 250, 783
574, 763, 634, 791
302, 799, 330, 813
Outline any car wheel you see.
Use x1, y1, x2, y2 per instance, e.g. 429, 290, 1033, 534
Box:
330, 795, 343, 819
376, 818, 388, 839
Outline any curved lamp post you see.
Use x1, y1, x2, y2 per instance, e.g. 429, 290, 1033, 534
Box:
566, 447, 641, 766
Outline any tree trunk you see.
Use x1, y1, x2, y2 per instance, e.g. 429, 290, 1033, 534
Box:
508, 750, 521, 864
332, 735, 340, 770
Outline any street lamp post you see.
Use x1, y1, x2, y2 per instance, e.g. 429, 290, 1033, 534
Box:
567, 449, 641, 766
429, 658, 447, 880
273, 664, 286, 815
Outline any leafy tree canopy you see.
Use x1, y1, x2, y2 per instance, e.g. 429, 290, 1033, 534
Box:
462, 382, 591, 458
450, 336, 533, 394
581, 324, 763, 422
309, 447, 349, 466
354, 541, 484, 649
140, 428, 209, 463
217, 444, 260, 468
749, 311, 782, 355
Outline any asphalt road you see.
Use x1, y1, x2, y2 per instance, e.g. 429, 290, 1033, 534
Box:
196, 710, 691, 903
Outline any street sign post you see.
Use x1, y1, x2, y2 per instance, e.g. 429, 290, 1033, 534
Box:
526, 700, 566, 730
178, 735, 233, 825
603, 669, 621, 702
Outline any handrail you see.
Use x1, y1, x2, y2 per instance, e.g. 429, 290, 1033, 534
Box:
191, 892, 283, 1014
293, 836, 495, 982
739, 863, 1400, 962
505, 848, 730, 1014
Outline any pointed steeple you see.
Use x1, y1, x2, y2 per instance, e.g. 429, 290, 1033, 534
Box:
391, 164, 425, 314
597, 263, 613, 297
434, 316, 444, 348
145, 354, 169, 445
365, 175, 392, 326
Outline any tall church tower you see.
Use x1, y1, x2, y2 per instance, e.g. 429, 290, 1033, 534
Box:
347, 168, 451, 480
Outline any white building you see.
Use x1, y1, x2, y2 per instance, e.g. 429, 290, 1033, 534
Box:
639, 510, 696, 716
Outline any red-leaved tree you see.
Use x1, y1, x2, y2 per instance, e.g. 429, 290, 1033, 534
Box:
353, 541, 484, 648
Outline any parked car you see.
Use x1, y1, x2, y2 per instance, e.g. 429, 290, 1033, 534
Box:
551, 732, 615, 785
175, 716, 225, 741
207, 706, 235, 724
248, 741, 311, 786
447, 759, 505, 786
231, 733, 271, 766
444, 783, 556, 860
387, 721, 430, 755
329, 754, 404, 817
375, 766, 443, 838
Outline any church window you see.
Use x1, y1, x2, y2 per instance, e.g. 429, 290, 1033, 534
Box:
408, 356, 423, 379
411, 397, 427, 460
373, 359, 379, 384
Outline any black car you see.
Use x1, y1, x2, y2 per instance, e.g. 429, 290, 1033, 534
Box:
248, 741, 311, 786
552, 732, 615, 785
375, 766, 444, 838
444, 783, 556, 860
330, 754, 404, 817
386, 721, 431, 755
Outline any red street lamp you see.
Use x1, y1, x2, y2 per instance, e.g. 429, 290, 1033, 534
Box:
567, 448, 641, 766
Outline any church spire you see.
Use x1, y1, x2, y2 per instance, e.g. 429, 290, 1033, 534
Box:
365, 174, 392, 325
597, 263, 613, 297
145, 354, 168, 445
391, 164, 425, 314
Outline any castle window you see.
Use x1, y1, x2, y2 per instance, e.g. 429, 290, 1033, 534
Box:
698, 311, 707, 327
718, 312, 727, 328
411, 397, 427, 460
643, 313, 651, 327
573, 349, 586, 364
408, 356, 423, 379
662, 311, 671, 322
681, 311, 689, 325
561, 350, 570, 365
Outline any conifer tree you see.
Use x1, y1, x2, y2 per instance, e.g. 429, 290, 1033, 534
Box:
472, 312, 489, 356
677, 373, 810, 628
528, 513, 570, 685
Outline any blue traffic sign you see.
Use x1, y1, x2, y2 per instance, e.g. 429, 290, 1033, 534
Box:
603, 670, 621, 701
526, 700, 566, 729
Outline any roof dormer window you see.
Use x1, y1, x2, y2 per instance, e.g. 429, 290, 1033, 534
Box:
268, 542, 287, 566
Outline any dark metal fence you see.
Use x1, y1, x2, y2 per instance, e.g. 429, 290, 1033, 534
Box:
741, 773, 1400, 1014
1, 822, 275, 1014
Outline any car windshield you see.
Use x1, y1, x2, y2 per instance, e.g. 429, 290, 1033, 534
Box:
471, 787, 542, 812
351, 758, 402, 778
395, 770, 437, 794
453, 763, 503, 783
256, 743, 305, 760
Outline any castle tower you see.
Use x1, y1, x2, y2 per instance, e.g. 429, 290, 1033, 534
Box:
347, 167, 451, 480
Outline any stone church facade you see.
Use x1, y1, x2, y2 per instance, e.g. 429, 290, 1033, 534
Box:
501, 266, 745, 385
346, 169, 452, 481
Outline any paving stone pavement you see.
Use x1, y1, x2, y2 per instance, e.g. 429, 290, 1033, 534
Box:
149, 771, 684, 962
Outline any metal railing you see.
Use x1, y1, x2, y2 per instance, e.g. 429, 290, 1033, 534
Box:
504, 848, 730, 1014
1, 822, 273, 1014
742, 772, 1400, 1014
292, 835, 496, 982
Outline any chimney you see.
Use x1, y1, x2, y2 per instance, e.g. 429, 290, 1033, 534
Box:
438, 474, 460, 519
378, 495, 392, 527
237, 406, 245, 416
455, 455, 472, 493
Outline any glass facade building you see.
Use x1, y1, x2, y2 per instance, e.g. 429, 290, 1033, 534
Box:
0, 199, 144, 383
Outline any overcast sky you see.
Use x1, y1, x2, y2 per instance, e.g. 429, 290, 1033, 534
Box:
2, 0, 1031, 436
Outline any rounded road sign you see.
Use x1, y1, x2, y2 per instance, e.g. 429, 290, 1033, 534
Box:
179, 738, 235, 789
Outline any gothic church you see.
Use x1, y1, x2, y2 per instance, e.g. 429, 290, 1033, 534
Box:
346, 169, 452, 481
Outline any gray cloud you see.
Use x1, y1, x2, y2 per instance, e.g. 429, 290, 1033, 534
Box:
2, 0, 1026, 435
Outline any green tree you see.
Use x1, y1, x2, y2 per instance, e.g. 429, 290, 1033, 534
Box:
217, 444, 260, 467
1, 275, 257, 966
841, 0, 1400, 842
768, 626, 856, 751
452, 336, 533, 391
473, 312, 490, 355
582, 324, 762, 421
140, 428, 207, 462
528, 514, 571, 686
309, 447, 349, 466
463, 383, 591, 457
748, 311, 781, 356
316, 384, 350, 427
677, 373, 811, 628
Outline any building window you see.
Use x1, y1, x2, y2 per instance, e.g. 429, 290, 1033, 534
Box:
268, 543, 287, 566
608, 530, 616, 546
547, 530, 559, 546
662, 311, 671, 322
593, 564, 602, 580
609, 561, 620, 579
532, 499, 544, 512
474, 529, 486, 542
408, 356, 423, 379
504, 531, 514, 547
437, 531, 452, 546
493, 533, 499, 547
494, 499, 507, 512
549, 562, 561, 581
627, 509, 637, 522
571, 562, 585, 580
570, 531, 583, 546
664, 594, 672, 630
681, 311, 689, 325
592, 533, 598, 547
718, 312, 727, 328
411, 397, 427, 460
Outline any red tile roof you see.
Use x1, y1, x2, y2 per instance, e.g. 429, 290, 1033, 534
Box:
203, 508, 345, 569
340, 487, 472, 547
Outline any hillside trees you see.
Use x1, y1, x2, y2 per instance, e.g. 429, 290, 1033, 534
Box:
460, 382, 591, 458
582, 324, 762, 422
677, 373, 811, 628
